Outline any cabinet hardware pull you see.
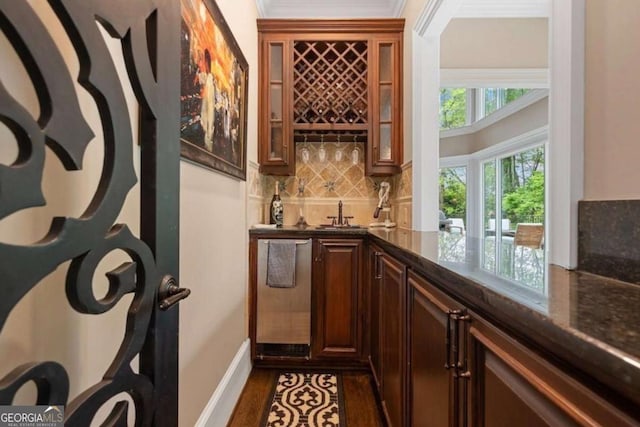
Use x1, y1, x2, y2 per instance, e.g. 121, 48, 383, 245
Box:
458, 370, 471, 380
374, 251, 383, 279
445, 310, 453, 370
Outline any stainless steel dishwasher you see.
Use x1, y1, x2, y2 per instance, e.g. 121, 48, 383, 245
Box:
256, 238, 312, 358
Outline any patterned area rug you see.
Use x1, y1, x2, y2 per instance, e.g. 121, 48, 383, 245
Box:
262, 372, 345, 427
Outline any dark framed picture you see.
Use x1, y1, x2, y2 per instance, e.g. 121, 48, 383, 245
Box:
180, 0, 248, 180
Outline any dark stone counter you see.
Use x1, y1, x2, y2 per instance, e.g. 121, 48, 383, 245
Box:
367, 228, 640, 408
249, 225, 369, 237
249, 226, 640, 407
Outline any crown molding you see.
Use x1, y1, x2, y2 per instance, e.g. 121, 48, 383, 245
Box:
255, 0, 406, 19
455, 0, 550, 18
257, 18, 405, 33
255, 0, 267, 18
391, 0, 408, 17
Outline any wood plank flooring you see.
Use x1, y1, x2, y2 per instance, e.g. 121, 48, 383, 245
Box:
227, 369, 384, 427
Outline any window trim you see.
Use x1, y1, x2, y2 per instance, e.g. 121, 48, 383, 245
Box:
441, 89, 548, 138
441, 125, 548, 240
479, 141, 547, 294
412, 0, 584, 270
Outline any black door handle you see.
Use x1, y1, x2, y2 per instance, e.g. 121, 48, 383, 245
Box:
158, 275, 191, 311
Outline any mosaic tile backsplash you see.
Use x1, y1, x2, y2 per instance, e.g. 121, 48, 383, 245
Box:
263, 143, 386, 199
259, 143, 410, 226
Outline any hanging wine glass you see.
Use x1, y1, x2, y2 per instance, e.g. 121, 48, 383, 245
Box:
351, 134, 360, 165
301, 134, 310, 164
335, 134, 343, 162
318, 134, 327, 163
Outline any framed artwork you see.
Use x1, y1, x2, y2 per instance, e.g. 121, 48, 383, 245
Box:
180, 0, 248, 180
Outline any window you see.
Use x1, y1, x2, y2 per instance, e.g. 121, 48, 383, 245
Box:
480, 88, 530, 118
439, 166, 467, 221
439, 88, 532, 130
482, 145, 545, 291
439, 88, 467, 129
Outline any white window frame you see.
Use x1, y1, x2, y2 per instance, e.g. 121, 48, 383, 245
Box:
439, 155, 471, 231
412, 0, 584, 269
442, 126, 548, 239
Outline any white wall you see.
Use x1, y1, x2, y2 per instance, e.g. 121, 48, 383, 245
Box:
178, 0, 258, 425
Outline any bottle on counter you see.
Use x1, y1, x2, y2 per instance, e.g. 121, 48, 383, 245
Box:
270, 181, 284, 227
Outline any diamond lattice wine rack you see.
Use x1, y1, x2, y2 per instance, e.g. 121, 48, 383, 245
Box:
293, 41, 368, 130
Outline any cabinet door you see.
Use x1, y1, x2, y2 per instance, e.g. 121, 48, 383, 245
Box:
408, 272, 463, 427
380, 253, 406, 427
368, 244, 383, 389
313, 239, 362, 358
368, 36, 403, 176
258, 36, 294, 175
469, 317, 638, 427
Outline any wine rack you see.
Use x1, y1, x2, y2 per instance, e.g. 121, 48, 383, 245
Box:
293, 41, 368, 129
258, 19, 404, 176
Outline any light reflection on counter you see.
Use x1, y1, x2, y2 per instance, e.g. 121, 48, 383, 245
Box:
438, 232, 546, 292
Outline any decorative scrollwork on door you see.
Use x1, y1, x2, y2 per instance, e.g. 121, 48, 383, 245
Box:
0, 0, 180, 425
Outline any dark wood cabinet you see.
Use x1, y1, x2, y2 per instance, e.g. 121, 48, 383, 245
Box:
378, 252, 407, 427
368, 244, 383, 389
258, 34, 295, 175
313, 238, 363, 359
468, 317, 638, 427
368, 37, 403, 176
408, 271, 464, 427
257, 20, 404, 176
407, 270, 638, 427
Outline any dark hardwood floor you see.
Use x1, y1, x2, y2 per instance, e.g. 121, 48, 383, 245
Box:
227, 369, 384, 427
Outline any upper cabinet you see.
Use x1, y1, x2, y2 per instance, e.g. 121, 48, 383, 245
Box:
258, 35, 294, 175
257, 19, 404, 176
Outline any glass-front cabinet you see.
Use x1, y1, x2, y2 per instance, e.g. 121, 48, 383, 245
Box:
259, 36, 294, 175
368, 37, 402, 176
258, 20, 404, 177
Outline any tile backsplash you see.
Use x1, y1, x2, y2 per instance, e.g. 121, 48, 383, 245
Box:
578, 200, 640, 284
258, 143, 409, 227
263, 142, 384, 199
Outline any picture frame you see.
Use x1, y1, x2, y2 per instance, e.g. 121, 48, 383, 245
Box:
180, 0, 249, 180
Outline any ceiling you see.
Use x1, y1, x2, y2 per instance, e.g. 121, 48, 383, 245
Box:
255, 0, 549, 19
255, 0, 407, 18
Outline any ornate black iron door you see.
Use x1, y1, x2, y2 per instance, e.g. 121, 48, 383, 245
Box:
0, 0, 184, 425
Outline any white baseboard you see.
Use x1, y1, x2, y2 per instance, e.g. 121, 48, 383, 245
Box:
194, 338, 252, 427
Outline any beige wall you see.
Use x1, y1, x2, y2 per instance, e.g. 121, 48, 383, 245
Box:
441, 18, 548, 69
179, 0, 258, 425
584, 0, 640, 200
0, 1, 258, 425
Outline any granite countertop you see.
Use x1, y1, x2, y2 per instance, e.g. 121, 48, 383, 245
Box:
249, 226, 640, 405
367, 228, 640, 407
249, 225, 369, 236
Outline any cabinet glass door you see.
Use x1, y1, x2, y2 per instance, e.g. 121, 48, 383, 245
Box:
368, 38, 401, 176
378, 43, 393, 162
268, 43, 285, 162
